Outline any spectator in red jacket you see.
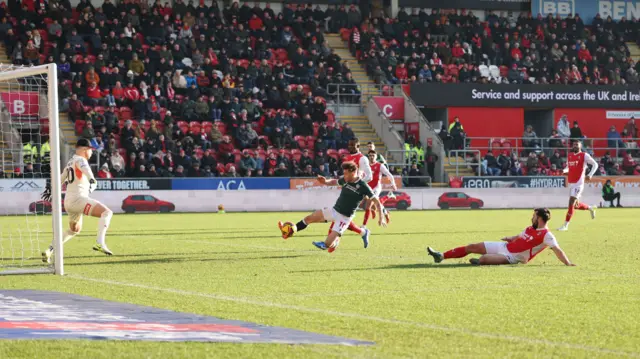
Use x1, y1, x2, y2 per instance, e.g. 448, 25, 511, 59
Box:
451, 41, 464, 60
538, 152, 551, 173
248, 13, 263, 30
218, 135, 235, 164
124, 83, 140, 105
97, 164, 113, 178
395, 63, 408, 82
86, 82, 102, 105
510, 43, 523, 61
577, 44, 592, 62
623, 153, 637, 174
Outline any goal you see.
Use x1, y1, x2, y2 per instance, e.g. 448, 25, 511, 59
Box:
0, 64, 63, 276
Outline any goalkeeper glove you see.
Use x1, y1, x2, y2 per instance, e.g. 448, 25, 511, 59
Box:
89, 179, 97, 193
41, 182, 52, 202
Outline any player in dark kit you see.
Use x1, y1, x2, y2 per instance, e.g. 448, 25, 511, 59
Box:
278, 162, 386, 253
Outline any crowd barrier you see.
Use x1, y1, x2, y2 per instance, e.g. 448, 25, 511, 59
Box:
2, 179, 638, 215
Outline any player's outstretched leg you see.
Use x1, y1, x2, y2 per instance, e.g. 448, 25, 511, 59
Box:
91, 204, 113, 255
346, 222, 370, 248
280, 210, 324, 239
427, 243, 486, 263
559, 197, 577, 231
42, 227, 79, 264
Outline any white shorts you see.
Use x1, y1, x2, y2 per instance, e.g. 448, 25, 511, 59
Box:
371, 185, 382, 198
322, 207, 354, 235
483, 241, 524, 264
569, 183, 584, 199
65, 196, 102, 224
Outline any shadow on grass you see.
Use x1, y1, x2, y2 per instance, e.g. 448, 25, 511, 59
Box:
66, 254, 313, 267
290, 262, 474, 273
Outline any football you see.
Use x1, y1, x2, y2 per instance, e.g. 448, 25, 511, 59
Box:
281, 222, 296, 237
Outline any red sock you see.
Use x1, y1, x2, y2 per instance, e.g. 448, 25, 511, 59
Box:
443, 246, 467, 259
576, 202, 590, 210
327, 222, 334, 235
565, 206, 574, 222
348, 222, 363, 235
363, 209, 370, 225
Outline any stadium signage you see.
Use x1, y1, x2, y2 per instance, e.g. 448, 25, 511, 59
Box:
0, 92, 40, 117
399, 0, 530, 11
0, 291, 372, 345
0, 179, 46, 192
462, 176, 566, 188
585, 176, 640, 188
170, 178, 290, 190
410, 83, 640, 108
290, 177, 403, 190
96, 179, 171, 191
532, 0, 640, 25
373, 97, 405, 121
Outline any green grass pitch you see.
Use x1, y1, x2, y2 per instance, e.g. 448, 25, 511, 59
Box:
1, 209, 639, 358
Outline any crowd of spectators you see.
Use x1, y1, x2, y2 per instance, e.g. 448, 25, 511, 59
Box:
449, 114, 640, 177
349, 9, 640, 85
1, 1, 374, 178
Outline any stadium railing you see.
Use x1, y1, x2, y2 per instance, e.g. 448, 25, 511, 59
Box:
459, 137, 640, 159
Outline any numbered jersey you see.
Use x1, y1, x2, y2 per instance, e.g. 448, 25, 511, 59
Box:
63, 155, 94, 199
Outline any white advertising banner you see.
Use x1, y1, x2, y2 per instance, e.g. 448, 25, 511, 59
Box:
0, 179, 47, 193
605, 110, 640, 119
0, 186, 637, 215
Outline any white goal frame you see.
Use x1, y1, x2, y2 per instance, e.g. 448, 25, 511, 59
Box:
0, 64, 63, 275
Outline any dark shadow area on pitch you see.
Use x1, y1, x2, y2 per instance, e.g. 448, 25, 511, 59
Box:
66, 254, 312, 267
289, 263, 473, 273
62, 251, 280, 259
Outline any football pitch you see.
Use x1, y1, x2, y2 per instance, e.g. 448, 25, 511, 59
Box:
1, 209, 640, 358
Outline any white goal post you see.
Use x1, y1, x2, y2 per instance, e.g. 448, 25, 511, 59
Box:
0, 63, 63, 276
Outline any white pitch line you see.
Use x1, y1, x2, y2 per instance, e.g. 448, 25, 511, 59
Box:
67, 274, 640, 358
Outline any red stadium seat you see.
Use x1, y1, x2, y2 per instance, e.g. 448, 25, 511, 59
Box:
75, 120, 85, 135
202, 121, 213, 133
193, 148, 204, 159
118, 148, 127, 158
491, 140, 502, 150
177, 121, 189, 134
119, 107, 132, 120
294, 135, 306, 149
216, 163, 226, 175
216, 122, 227, 135
313, 122, 320, 136
291, 149, 302, 162
225, 163, 235, 173
189, 121, 201, 134
306, 135, 315, 149
338, 149, 350, 157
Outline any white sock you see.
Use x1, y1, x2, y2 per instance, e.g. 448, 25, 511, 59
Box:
51, 230, 77, 250
97, 210, 113, 246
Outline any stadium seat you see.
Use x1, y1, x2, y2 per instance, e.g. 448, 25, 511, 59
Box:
225, 163, 235, 173
75, 120, 86, 135
177, 121, 189, 134
202, 121, 213, 133
193, 148, 204, 160
291, 149, 301, 162
306, 135, 315, 149
216, 122, 227, 135
294, 135, 306, 149
118, 148, 127, 158
189, 121, 201, 134
313, 122, 320, 136
119, 107, 132, 120
338, 149, 350, 157
491, 140, 502, 150
217, 163, 226, 175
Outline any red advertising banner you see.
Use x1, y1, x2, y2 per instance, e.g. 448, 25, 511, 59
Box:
585, 176, 640, 189
0, 92, 40, 116
290, 176, 403, 190
373, 97, 404, 121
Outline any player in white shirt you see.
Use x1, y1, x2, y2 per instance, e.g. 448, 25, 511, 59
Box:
41, 139, 114, 263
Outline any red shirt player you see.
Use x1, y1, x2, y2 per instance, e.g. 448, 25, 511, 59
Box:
558, 140, 598, 231
343, 139, 372, 183
362, 150, 396, 226
427, 208, 575, 266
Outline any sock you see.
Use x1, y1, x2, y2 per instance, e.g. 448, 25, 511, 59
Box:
565, 205, 574, 223
348, 222, 363, 235
443, 246, 467, 259
97, 210, 113, 246
327, 222, 334, 235
363, 209, 370, 225
576, 202, 590, 210
296, 219, 308, 232
51, 229, 77, 250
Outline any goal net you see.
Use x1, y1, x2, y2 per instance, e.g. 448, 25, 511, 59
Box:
0, 64, 63, 275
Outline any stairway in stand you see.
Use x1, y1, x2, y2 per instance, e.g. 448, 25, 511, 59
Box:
627, 42, 640, 63
0, 45, 77, 146
325, 34, 388, 157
